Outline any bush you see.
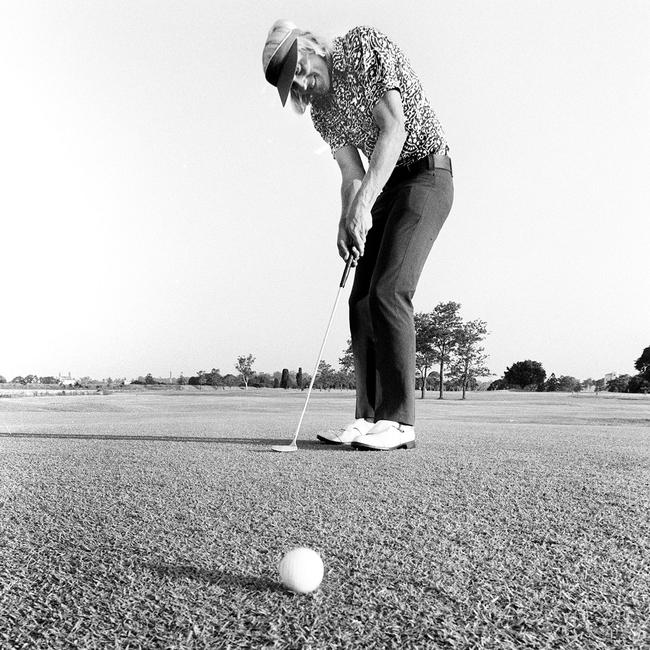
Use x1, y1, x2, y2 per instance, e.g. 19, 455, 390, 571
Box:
606, 375, 632, 393
628, 375, 650, 394
503, 360, 546, 390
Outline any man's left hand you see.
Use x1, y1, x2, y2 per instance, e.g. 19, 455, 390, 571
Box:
345, 200, 372, 259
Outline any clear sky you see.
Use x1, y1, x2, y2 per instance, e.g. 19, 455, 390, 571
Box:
1, 1, 648, 382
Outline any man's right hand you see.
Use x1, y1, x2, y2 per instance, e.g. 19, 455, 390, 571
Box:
337, 221, 357, 265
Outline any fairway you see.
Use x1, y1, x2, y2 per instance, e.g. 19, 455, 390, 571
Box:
1, 391, 648, 649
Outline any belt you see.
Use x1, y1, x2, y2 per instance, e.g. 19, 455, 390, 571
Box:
386, 153, 453, 187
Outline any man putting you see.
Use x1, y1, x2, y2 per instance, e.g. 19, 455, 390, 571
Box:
262, 21, 453, 451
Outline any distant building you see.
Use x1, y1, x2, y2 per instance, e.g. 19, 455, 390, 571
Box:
58, 372, 77, 387
604, 372, 618, 384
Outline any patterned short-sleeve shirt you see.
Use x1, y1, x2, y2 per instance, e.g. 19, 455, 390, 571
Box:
310, 26, 448, 165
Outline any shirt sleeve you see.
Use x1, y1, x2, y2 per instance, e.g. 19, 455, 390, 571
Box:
353, 27, 402, 109
311, 108, 350, 158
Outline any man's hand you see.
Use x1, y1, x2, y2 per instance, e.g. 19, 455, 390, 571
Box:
337, 221, 350, 262
344, 198, 373, 260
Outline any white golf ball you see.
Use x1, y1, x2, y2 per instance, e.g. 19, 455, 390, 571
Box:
278, 547, 324, 594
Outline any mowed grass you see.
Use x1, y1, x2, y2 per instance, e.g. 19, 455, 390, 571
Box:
1, 390, 648, 649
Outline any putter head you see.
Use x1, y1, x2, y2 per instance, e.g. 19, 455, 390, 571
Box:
271, 444, 298, 453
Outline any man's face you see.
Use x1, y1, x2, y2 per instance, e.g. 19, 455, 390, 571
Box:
292, 52, 331, 101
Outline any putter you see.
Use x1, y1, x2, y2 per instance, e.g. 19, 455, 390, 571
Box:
272, 256, 354, 453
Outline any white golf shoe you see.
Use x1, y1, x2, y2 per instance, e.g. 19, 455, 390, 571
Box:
351, 420, 416, 451
317, 418, 374, 445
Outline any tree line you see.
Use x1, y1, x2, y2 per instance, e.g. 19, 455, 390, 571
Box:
4, 318, 646, 396
414, 301, 490, 399
487, 345, 650, 394
167, 302, 491, 397
164, 357, 353, 391
0, 375, 127, 387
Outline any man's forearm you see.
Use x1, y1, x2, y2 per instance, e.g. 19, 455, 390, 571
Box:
340, 177, 363, 223
354, 125, 406, 211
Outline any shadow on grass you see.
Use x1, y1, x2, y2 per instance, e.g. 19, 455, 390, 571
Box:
1, 432, 356, 451
1, 432, 285, 445
144, 562, 283, 592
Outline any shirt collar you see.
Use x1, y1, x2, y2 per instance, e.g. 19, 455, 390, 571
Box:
330, 36, 345, 73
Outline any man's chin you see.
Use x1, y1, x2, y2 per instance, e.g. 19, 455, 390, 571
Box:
312, 87, 329, 99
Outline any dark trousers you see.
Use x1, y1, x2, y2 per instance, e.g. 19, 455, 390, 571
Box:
349, 165, 453, 425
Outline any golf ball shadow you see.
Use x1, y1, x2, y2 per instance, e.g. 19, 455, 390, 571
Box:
143, 563, 284, 592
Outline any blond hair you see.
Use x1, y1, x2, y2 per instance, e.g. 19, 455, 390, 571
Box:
262, 19, 331, 114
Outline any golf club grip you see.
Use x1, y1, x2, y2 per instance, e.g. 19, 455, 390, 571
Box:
339, 256, 354, 288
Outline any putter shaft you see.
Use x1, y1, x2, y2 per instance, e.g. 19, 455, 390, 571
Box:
282, 257, 354, 450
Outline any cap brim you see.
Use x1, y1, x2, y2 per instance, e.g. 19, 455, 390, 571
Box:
275, 39, 299, 107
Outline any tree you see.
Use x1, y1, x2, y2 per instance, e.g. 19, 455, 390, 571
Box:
296, 367, 303, 390
415, 302, 463, 399
336, 340, 355, 389
450, 319, 490, 399
503, 360, 546, 390
628, 375, 650, 394
545, 373, 559, 392
339, 340, 354, 374
338, 367, 355, 389
208, 368, 223, 387
0, 375, 6, 383
145, 373, 155, 385
488, 378, 508, 391
581, 378, 595, 392
235, 355, 255, 389
280, 369, 290, 389
331, 370, 349, 390
634, 346, 650, 381
415, 314, 437, 399
222, 374, 239, 388
315, 361, 336, 390
252, 372, 274, 388
187, 371, 207, 386
558, 375, 581, 392
607, 375, 631, 393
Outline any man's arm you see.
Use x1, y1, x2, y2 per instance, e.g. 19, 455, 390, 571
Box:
335, 89, 407, 259
334, 146, 365, 261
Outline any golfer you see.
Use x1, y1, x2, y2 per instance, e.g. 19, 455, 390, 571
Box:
262, 20, 453, 451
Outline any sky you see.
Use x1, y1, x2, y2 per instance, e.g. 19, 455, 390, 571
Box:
1, 0, 648, 383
